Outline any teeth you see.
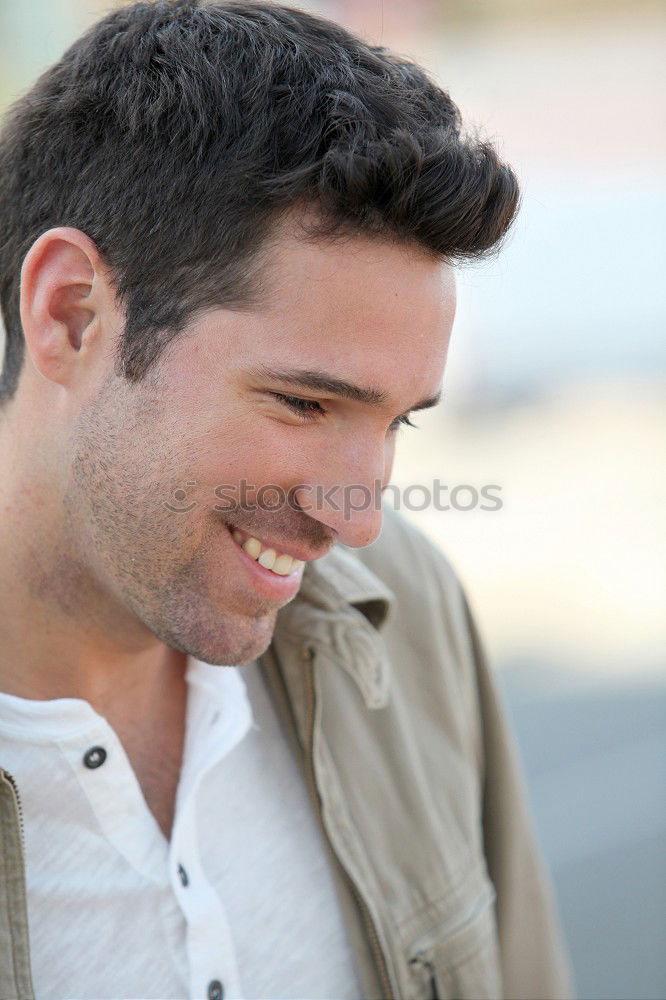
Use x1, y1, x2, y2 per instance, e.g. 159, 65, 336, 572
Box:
243, 537, 262, 559
257, 548, 277, 570
272, 554, 295, 576
232, 528, 305, 577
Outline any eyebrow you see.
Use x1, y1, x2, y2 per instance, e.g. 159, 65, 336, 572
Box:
247, 364, 442, 412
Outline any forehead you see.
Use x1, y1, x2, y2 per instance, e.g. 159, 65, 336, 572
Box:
243, 224, 455, 384
165, 224, 456, 410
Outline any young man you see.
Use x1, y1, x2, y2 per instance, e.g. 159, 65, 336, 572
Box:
0, 2, 574, 998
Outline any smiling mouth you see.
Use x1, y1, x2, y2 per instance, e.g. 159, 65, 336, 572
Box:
226, 525, 306, 577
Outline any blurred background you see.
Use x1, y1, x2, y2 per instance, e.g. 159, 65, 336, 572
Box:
1, 1, 664, 996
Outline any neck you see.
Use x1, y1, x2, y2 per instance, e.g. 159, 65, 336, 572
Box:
0, 426, 187, 714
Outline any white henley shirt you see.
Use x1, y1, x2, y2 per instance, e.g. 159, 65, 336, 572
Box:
0, 656, 364, 1000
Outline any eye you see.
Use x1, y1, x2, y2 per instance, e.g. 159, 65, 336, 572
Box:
389, 414, 417, 433
270, 392, 326, 420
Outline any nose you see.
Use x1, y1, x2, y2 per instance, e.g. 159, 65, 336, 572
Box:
292, 443, 390, 550
292, 479, 384, 548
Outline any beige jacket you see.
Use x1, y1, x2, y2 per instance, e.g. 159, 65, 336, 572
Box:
0, 506, 575, 999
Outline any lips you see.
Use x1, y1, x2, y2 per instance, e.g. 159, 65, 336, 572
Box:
223, 517, 333, 564
224, 523, 306, 604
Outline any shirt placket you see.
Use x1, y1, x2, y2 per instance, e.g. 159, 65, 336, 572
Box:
169, 664, 254, 1000
170, 792, 242, 1000
52, 662, 253, 1000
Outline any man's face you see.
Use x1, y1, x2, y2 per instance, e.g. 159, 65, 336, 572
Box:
62, 226, 455, 665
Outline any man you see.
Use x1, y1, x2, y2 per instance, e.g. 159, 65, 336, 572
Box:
0, 1, 574, 998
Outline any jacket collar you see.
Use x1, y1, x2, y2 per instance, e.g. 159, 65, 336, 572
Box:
301, 542, 395, 626
271, 543, 396, 710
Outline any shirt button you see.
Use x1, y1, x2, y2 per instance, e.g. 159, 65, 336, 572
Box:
207, 981, 224, 1000
83, 746, 107, 769
177, 863, 189, 887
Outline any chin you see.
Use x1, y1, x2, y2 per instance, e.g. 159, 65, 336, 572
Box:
164, 606, 279, 667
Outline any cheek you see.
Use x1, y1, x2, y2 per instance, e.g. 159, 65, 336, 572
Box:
185, 418, 313, 509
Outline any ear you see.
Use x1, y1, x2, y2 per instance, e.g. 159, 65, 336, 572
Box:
19, 227, 113, 390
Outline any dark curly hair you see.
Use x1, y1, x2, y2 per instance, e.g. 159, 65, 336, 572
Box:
0, 0, 519, 405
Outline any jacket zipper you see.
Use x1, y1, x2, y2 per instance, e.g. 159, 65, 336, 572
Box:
409, 952, 439, 999
2, 767, 27, 850
0, 767, 36, 999
406, 881, 497, 999
301, 646, 396, 1000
